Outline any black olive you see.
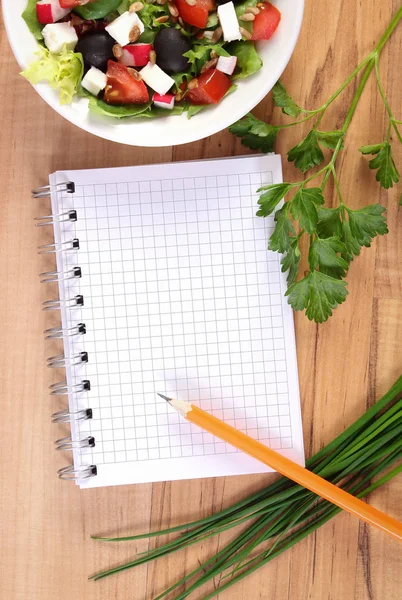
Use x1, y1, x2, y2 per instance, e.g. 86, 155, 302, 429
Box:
154, 28, 192, 74
76, 30, 115, 72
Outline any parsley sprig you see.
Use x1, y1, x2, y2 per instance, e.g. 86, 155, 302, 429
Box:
230, 8, 402, 323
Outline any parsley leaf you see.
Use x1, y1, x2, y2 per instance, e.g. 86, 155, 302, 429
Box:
281, 239, 301, 285
346, 204, 388, 247
287, 130, 324, 172
359, 141, 400, 189
268, 205, 296, 253
316, 130, 344, 150
286, 271, 348, 323
272, 80, 302, 118
256, 183, 292, 217
289, 187, 324, 233
308, 237, 349, 279
229, 114, 279, 153
316, 207, 342, 238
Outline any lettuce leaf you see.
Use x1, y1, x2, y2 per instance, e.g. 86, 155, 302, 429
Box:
235, 0, 258, 33
22, 0, 44, 40
227, 41, 262, 79
88, 97, 187, 118
21, 46, 84, 104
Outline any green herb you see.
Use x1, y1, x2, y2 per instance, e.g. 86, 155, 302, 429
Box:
184, 44, 229, 76
90, 376, 402, 599
230, 8, 402, 323
74, 0, 122, 19
21, 46, 84, 104
22, 0, 43, 40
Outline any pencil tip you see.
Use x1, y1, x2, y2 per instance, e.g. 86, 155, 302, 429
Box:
157, 393, 172, 402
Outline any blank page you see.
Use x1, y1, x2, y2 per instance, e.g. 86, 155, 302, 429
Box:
50, 155, 304, 489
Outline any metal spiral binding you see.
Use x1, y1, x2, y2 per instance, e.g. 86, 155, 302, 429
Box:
38, 238, 80, 254
49, 380, 91, 396
36, 179, 97, 482
32, 181, 75, 199
47, 352, 88, 368
42, 295, 84, 311
40, 266, 82, 284
44, 322, 86, 339
55, 435, 95, 450
51, 408, 93, 423
35, 210, 77, 227
57, 465, 97, 481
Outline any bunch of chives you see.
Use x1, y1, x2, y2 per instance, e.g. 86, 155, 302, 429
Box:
91, 376, 402, 599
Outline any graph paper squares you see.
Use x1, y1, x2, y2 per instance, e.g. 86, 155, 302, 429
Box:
58, 169, 294, 466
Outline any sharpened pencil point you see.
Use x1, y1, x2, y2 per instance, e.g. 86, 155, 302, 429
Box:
157, 393, 172, 402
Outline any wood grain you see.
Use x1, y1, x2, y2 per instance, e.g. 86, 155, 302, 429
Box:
0, 1, 401, 599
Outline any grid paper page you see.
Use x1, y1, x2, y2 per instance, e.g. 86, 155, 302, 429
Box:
50, 155, 304, 489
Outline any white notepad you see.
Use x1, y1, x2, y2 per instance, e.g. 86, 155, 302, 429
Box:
46, 154, 304, 488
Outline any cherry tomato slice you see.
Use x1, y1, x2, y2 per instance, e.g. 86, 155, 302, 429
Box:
104, 61, 149, 105
175, 0, 215, 29
187, 69, 231, 105
251, 2, 281, 41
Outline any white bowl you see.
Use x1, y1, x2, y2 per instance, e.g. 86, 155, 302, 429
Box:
3, 0, 304, 146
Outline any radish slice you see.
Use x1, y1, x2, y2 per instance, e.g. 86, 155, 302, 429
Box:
121, 44, 153, 67
36, 0, 71, 24
153, 93, 175, 110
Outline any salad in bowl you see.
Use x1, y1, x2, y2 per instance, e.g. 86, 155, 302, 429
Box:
20, 0, 282, 119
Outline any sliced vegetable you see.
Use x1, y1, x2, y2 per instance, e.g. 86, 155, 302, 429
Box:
121, 43, 153, 68
251, 1, 281, 41
103, 60, 149, 104
152, 93, 175, 110
187, 68, 231, 104
36, 0, 71, 25
175, 0, 214, 29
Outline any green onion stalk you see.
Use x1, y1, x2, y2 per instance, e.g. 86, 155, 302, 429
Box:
90, 376, 402, 598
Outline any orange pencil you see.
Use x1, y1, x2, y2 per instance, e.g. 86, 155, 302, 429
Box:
158, 394, 402, 542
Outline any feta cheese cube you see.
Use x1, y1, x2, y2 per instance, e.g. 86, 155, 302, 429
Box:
153, 93, 175, 110
105, 11, 145, 47
217, 2, 242, 42
140, 62, 174, 96
81, 66, 107, 97
216, 55, 238, 75
42, 22, 78, 54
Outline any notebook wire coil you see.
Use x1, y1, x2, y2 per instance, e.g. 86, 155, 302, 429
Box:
49, 380, 91, 396
38, 238, 80, 254
42, 295, 84, 311
57, 465, 97, 481
35, 179, 97, 482
35, 210, 77, 227
44, 323, 86, 339
32, 182, 75, 198
47, 352, 88, 368
51, 408, 93, 423
40, 267, 82, 284
55, 436, 95, 450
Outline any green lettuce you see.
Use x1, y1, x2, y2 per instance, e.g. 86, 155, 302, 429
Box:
235, 0, 258, 33
227, 41, 262, 79
22, 0, 43, 40
21, 46, 84, 105
88, 97, 187, 118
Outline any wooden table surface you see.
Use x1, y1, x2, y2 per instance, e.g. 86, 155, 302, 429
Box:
1, 1, 401, 599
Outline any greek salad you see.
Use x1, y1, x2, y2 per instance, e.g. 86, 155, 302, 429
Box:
21, 0, 281, 119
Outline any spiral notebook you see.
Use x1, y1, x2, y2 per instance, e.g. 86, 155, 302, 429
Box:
36, 154, 304, 489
